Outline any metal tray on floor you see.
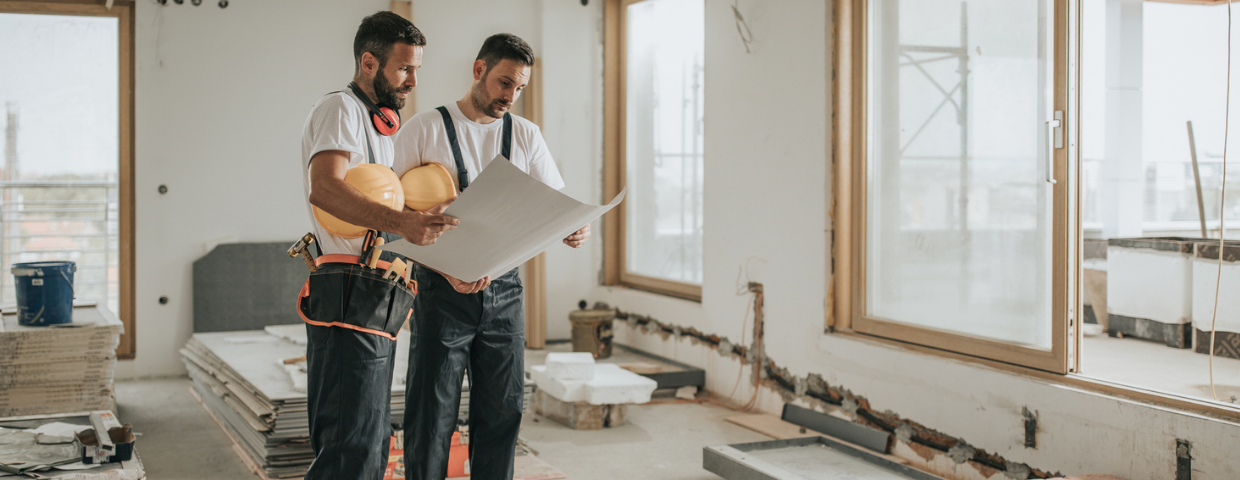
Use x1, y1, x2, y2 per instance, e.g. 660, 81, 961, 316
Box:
704, 436, 946, 480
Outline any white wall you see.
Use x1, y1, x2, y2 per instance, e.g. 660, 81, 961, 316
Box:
409, 0, 543, 110
119, 0, 391, 378
557, 1, 1240, 479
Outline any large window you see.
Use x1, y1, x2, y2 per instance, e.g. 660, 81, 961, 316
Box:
835, 0, 1071, 373
836, 0, 1240, 418
604, 0, 705, 300
0, 0, 135, 357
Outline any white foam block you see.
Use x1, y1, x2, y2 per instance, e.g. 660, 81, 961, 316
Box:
544, 352, 596, 380
531, 364, 657, 404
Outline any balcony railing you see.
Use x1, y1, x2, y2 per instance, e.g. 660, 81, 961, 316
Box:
0, 180, 119, 316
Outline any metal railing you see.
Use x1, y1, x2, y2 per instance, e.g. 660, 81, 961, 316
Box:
0, 180, 119, 316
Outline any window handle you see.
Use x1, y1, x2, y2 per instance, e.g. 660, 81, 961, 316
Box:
1046, 110, 1062, 184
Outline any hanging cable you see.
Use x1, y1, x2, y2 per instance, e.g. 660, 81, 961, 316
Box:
731, 0, 753, 54
1209, 0, 1232, 402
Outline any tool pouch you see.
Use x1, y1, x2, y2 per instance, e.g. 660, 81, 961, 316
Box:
298, 262, 417, 340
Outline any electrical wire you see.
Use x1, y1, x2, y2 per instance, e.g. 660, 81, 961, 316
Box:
731, 0, 753, 54
1209, 0, 1232, 402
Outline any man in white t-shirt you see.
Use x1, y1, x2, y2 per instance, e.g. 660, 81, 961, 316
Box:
393, 33, 590, 480
298, 12, 459, 480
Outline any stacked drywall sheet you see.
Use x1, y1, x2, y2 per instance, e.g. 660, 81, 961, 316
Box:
183, 326, 534, 479
181, 329, 408, 479
0, 306, 122, 418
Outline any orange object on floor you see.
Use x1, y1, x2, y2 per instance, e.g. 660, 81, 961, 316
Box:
447, 431, 470, 478
384, 435, 405, 480
385, 431, 469, 479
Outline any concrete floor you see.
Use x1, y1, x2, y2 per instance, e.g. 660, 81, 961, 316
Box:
115, 375, 767, 480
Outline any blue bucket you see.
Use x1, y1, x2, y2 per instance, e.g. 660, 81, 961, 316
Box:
12, 261, 76, 326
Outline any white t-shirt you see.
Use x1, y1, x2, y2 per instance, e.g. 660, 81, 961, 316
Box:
300, 87, 396, 256
392, 102, 565, 191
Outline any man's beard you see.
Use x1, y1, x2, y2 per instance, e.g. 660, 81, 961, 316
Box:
372, 69, 409, 110
470, 76, 510, 119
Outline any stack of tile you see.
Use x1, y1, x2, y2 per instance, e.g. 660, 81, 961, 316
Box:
182, 326, 533, 479
0, 305, 122, 417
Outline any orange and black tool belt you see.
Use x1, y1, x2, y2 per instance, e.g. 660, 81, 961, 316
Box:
297, 252, 417, 340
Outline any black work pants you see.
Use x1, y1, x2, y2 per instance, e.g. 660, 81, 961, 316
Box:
304, 323, 397, 480
403, 267, 524, 480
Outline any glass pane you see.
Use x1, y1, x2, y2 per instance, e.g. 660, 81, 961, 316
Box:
866, 0, 1054, 348
0, 14, 121, 316
624, 0, 705, 285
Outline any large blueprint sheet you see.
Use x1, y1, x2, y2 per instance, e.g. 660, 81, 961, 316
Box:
383, 157, 625, 282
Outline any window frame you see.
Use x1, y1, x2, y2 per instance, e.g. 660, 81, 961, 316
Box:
603, 0, 704, 302
0, 0, 136, 358
831, 0, 1073, 374
832, 0, 1240, 421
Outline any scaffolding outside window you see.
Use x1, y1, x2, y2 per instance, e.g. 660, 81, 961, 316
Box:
604, 0, 705, 300
0, 1, 136, 357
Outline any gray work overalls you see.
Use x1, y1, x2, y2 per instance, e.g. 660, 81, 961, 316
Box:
402, 107, 525, 480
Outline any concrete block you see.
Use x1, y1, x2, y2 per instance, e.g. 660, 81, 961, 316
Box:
530, 364, 657, 404
532, 389, 626, 430
544, 352, 596, 380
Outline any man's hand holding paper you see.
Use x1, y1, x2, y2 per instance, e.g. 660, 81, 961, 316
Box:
383, 155, 624, 282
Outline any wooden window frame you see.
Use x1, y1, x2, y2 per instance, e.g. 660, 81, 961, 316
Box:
0, 0, 136, 358
603, 0, 704, 302
831, 0, 1072, 373
832, 0, 1240, 420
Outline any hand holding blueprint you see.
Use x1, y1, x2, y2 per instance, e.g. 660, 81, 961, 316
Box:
382, 156, 625, 282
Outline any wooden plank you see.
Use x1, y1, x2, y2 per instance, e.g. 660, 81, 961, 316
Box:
725, 414, 818, 440
602, 0, 622, 286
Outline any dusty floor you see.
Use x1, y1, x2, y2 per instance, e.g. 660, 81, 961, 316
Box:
114, 351, 767, 480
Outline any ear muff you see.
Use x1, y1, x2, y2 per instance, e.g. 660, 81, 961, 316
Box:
348, 82, 401, 136
373, 107, 400, 136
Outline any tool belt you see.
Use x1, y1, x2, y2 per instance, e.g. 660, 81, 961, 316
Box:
297, 254, 417, 340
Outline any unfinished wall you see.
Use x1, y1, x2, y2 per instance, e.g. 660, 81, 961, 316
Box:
119, 0, 593, 377
119, 0, 392, 379
567, 1, 1240, 479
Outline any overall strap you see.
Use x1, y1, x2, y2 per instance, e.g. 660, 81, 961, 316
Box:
502, 112, 512, 160
363, 123, 376, 164
437, 106, 470, 191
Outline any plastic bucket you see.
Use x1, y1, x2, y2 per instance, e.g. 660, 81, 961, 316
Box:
11, 261, 76, 326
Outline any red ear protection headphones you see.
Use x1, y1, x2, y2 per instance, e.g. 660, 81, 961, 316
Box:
348, 82, 401, 136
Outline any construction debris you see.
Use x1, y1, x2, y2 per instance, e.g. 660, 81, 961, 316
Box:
181, 327, 532, 479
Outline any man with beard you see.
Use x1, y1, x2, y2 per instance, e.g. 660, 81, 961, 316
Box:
392, 33, 590, 480
299, 12, 460, 480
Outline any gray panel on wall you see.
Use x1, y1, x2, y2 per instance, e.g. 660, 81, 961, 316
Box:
193, 242, 309, 333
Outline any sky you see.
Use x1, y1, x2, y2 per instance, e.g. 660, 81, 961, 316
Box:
0, 13, 119, 179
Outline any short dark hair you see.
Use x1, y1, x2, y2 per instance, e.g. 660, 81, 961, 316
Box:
475, 33, 535, 73
354, 11, 426, 71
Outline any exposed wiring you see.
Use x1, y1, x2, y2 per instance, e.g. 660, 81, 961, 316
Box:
723, 293, 754, 404
1209, 0, 1232, 402
731, 0, 753, 54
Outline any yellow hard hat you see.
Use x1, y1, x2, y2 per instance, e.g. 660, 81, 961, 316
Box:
313, 164, 405, 239
401, 163, 458, 211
